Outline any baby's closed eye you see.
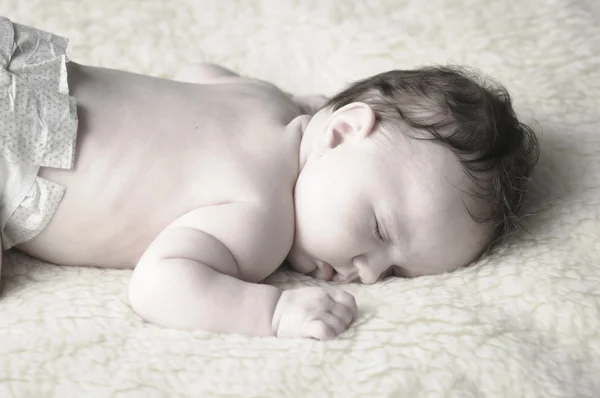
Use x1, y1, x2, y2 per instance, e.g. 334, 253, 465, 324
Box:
373, 218, 384, 242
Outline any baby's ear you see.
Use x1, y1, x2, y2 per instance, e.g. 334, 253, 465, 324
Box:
321, 102, 375, 149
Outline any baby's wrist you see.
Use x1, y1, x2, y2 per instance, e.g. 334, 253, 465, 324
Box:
270, 289, 286, 337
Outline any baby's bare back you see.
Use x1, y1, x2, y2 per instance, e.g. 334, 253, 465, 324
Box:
17, 63, 302, 269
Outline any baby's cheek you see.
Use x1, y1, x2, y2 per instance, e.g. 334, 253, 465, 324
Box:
294, 206, 336, 261
294, 164, 352, 257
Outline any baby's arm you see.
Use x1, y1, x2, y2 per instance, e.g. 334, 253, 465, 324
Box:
129, 204, 281, 335
128, 204, 357, 339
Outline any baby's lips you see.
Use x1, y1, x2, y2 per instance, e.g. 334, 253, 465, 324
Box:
332, 270, 359, 283
311, 261, 335, 281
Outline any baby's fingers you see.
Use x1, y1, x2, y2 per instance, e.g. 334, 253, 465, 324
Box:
330, 290, 358, 320
305, 319, 337, 341
322, 311, 348, 335
329, 302, 354, 328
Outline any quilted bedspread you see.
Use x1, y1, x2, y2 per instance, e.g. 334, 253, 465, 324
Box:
1, 0, 600, 397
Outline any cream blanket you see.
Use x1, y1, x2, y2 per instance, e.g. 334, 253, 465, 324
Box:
1, 1, 600, 397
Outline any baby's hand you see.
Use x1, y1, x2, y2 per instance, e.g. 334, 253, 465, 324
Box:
272, 287, 357, 340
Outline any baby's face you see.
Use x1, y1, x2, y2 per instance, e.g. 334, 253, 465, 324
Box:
287, 104, 489, 284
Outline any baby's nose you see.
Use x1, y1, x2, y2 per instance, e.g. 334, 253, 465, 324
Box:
353, 262, 379, 285
359, 271, 379, 285
353, 256, 387, 284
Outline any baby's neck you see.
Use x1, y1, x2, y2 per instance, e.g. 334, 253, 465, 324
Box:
285, 114, 313, 173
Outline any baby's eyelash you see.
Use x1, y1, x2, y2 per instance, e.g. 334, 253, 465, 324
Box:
374, 219, 384, 242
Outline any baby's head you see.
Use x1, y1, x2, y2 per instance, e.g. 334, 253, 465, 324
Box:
287, 66, 539, 283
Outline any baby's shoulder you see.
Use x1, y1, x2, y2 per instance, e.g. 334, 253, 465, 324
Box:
220, 78, 300, 123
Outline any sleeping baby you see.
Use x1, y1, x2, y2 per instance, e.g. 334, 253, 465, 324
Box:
0, 18, 539, 340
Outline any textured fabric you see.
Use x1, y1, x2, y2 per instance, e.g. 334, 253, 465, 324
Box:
2, 175, 65, 248
0, 17, 77, 249
0, 1, 600, 397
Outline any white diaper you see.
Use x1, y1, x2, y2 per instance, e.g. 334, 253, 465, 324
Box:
0, 17, 78, 254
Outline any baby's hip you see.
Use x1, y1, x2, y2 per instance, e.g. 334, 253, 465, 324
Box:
0, 17, 78, 251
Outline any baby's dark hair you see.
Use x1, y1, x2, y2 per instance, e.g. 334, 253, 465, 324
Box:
326, 66, 539, 253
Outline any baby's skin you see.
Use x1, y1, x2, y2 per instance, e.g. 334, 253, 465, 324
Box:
14, 63, 486, 340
